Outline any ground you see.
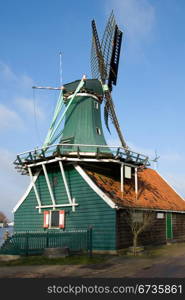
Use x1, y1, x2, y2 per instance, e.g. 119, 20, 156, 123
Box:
0, 243, 185, 278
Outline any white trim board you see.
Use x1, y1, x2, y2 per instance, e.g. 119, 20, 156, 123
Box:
74, 165, 117, 209
13, 170, 41, 213
67, 93, 99, 101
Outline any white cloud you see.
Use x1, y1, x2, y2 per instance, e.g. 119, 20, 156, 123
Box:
0, 104, 23, 130
108, 0, 155, 45
0, 62, 17, 81
0, 62, 45, 137
0, 61, 34, 89
15, 97, 45, 120
0, 63, 46, 219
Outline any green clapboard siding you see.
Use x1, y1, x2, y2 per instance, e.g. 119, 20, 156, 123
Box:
61, 79, 108, 152
61, 95, 109, 152
14, 165, 116, 250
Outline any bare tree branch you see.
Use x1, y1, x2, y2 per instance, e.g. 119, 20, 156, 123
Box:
0, 211, 9, 224
125, 208, 155, 255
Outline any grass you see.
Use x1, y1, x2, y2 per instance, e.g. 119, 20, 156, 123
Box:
1, 242, 185, 266
0, 254, 108, 267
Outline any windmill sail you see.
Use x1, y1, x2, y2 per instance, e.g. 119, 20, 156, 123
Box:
104, 101, 111, 133
91, 20, 107, 81
90, 11, 127, 148
104, 89, 127, 148
100, 11, 116, 82
108, 25, 123, 90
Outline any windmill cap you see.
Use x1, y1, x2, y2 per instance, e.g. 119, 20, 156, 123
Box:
63, 79, 104, 97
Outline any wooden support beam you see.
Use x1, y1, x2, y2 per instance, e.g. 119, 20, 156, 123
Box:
120, 163, 124, 194
36, 203, 78, 209
135, 167, 138, 200
28, 167, 42, 213
58, 161, 72, 205
17, 155, 22, 164
28, 152, 33, 160
96, 147, 100, 159
42, 164, 56, 209
72, 198, 76, 212
77, 146, 80, 158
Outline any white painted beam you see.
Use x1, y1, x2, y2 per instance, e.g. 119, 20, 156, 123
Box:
120, 163, 124, 194
72, 198, 76, 212
36, 203, 78, 209
27, 157, 138, 168
58, 161, 72, 204
42, 164, 56, 209
28, 167, 42, 213
135, 167, 138, 200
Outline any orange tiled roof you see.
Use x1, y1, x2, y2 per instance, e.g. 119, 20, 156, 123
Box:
85, 168, 185, 211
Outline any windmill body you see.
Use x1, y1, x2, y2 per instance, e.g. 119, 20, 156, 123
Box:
60, 79, 109, 153
2, 12, 185, 257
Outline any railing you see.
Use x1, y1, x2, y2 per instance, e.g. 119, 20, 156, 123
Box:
14, 143, 149, 170
0, 228, 92, 256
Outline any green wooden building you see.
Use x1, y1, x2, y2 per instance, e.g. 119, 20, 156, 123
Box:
11, 78, 149, 253
1, 12, 185, 256
11, 77, 185, 254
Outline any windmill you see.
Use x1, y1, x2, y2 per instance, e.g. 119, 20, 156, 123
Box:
91, 11, 128, 149
8, 11, 185, 258
10, 12, 152, 255
14, 11, 149, 173
32, 11, 126, 150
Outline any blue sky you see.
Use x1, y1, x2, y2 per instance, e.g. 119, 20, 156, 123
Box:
0, 0, 185, 219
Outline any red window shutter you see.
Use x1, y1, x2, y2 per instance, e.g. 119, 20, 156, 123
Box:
59, 210, 65, 229
43, 211, 49, 228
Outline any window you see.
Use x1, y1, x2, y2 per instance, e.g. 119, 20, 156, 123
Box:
125, 166, 131, 179
96, 127, 101, 135
43, 210, 65, 229
51, 211, 59, 227
157, 213, 164, 219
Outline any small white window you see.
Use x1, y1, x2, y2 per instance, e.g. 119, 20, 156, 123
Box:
94, 101, 99, 110
125, 166, 131, 179
96, 127, 101, 135
157, 213, 164, 219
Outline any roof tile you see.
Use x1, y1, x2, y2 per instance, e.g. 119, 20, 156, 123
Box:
86, 167, 185, 211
